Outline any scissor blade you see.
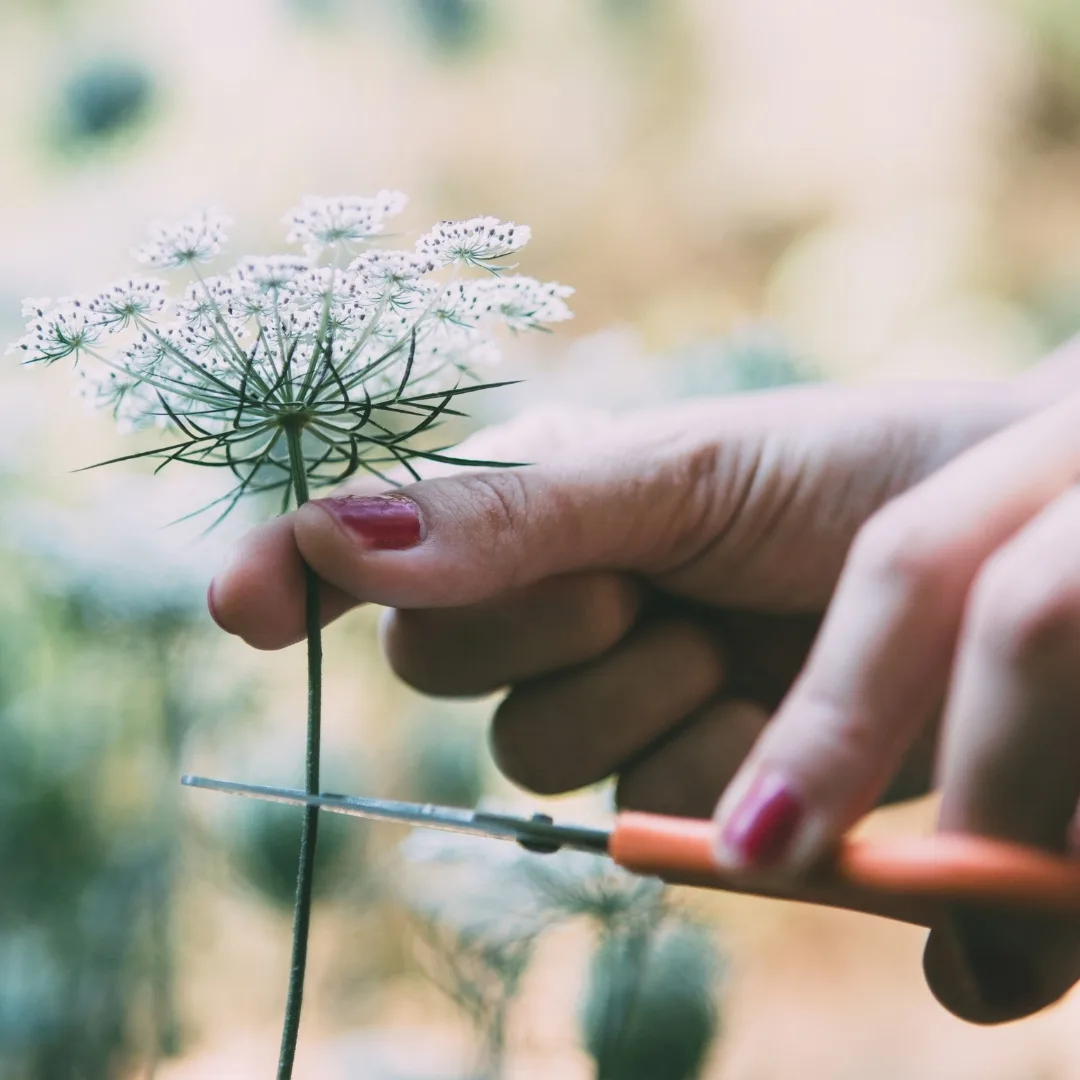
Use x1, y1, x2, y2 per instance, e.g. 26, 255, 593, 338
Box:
182, 775, 526, 840
181, 775, 612, 856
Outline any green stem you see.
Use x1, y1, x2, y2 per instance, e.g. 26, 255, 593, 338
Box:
277, 422, 323, 1080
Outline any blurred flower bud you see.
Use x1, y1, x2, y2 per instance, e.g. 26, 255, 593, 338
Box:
230, 797, 364, 910
60, 58, 153, 143
581, 920, 723, 1080
396, 719, 485, 808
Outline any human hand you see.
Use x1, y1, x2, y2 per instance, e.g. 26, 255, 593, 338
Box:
704, 380, 1080, 1025
208, 367, 1060, 1023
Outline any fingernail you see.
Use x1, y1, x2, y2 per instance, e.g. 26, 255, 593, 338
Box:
314, 494, 423, 551
720, 772, 804, 869
950, 912, 1041, 1017
206, 580, 226, 630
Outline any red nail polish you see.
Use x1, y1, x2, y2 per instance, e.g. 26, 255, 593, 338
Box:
315, 494, 423, 550
722, 773, 803, 868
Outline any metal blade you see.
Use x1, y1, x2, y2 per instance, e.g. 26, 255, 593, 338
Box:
181, 775, 610, 854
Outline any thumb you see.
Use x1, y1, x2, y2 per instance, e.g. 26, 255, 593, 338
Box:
294, 433, 721, 610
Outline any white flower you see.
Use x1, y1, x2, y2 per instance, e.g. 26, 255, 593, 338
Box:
485, 276, 575, 330
88, 277, 168, 330
8, 298, 103, 363
21, 297, 52, 318
134, 208, 232, 269
284, 191, 408, 255
233, 255, 312, 291
416, 216, 531, 267
10, 193, 574, 514
349, 250, 437, 310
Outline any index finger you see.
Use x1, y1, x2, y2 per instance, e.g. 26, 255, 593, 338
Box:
713, 390, 1080, 873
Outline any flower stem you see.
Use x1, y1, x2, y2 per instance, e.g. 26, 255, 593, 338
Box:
278, 422, 322, 1080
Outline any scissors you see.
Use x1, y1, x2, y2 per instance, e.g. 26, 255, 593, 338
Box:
182, 775, 1080, 928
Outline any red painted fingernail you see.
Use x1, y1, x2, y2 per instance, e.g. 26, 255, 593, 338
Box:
315, 494, 423, 551
721, 773, 803, 868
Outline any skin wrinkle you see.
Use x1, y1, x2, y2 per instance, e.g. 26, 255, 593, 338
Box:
452, 471, 531, 575
655, 432, 766, 584
652, 392, 995, 612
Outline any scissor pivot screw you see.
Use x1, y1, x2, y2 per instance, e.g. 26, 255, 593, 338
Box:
518, 813, 561, 855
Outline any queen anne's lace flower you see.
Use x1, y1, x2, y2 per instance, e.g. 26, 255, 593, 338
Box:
234, 255, 312, 291
88, 277, 168, 329
416, 216, 532, 267
8, 298, 103, 363
284, 191, 408, 255
351, 250, 437, 300
10, 195, 573, 520
486, 276, 575, 330
135, 208, 232, 268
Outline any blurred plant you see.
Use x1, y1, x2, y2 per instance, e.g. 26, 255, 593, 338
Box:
1, 483, 244, 1073
0, 542, 214, 1077
413, 0, 488, 54
672, 323, 814, 397
231, 788, 366, 910
57, 57, 154, 147
599, 0, 659, 24
1013, 0, 1080, 145
9, 195, 573, 1079
510, 323, 813, 417
0, 743, 148, 1080
396, 712, 486, 808
286, 0, 348, 20
399, 829, 724, 1079
581, 921, 721, 1080
398, 831, 554, 1079
1021, 272, 1080, 353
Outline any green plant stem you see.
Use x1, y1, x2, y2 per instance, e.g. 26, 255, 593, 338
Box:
278, 423, 323, 1080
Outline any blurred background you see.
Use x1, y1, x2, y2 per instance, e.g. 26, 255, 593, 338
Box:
3, 0, 1080, 1077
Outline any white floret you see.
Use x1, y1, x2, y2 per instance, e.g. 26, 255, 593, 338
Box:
416, 216, 531, 267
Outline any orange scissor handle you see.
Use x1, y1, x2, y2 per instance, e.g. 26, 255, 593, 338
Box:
609, 812, 1080, 928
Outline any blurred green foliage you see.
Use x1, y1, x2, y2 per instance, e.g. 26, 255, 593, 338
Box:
413, 0, 487, 53
59, 59, 154, 144
231, 796, 365, 911
0, 635, 166, 1076
0, 503, 225, 1076
674, 325, 814, 397
400, 833, 725, 1080
582, 921, 721, 1080
395, 715, 486, 808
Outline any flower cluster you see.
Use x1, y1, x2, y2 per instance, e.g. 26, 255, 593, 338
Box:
9, 195, 573, 519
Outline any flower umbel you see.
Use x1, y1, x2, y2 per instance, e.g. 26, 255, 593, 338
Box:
11, 196, 573, 522
12, 298, 103, 364
135, 207, 232, 269
284, 191, 409, 256
417, 215, 532, 268
10, 195, 573, 1080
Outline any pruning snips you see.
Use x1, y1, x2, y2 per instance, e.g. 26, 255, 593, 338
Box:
182, 775, 1080, 927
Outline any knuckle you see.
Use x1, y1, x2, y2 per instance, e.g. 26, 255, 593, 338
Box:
969, 553, 1080, 668
651, 436, 733, 568
455, 470, 531, 558
848, 502, 957, 596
